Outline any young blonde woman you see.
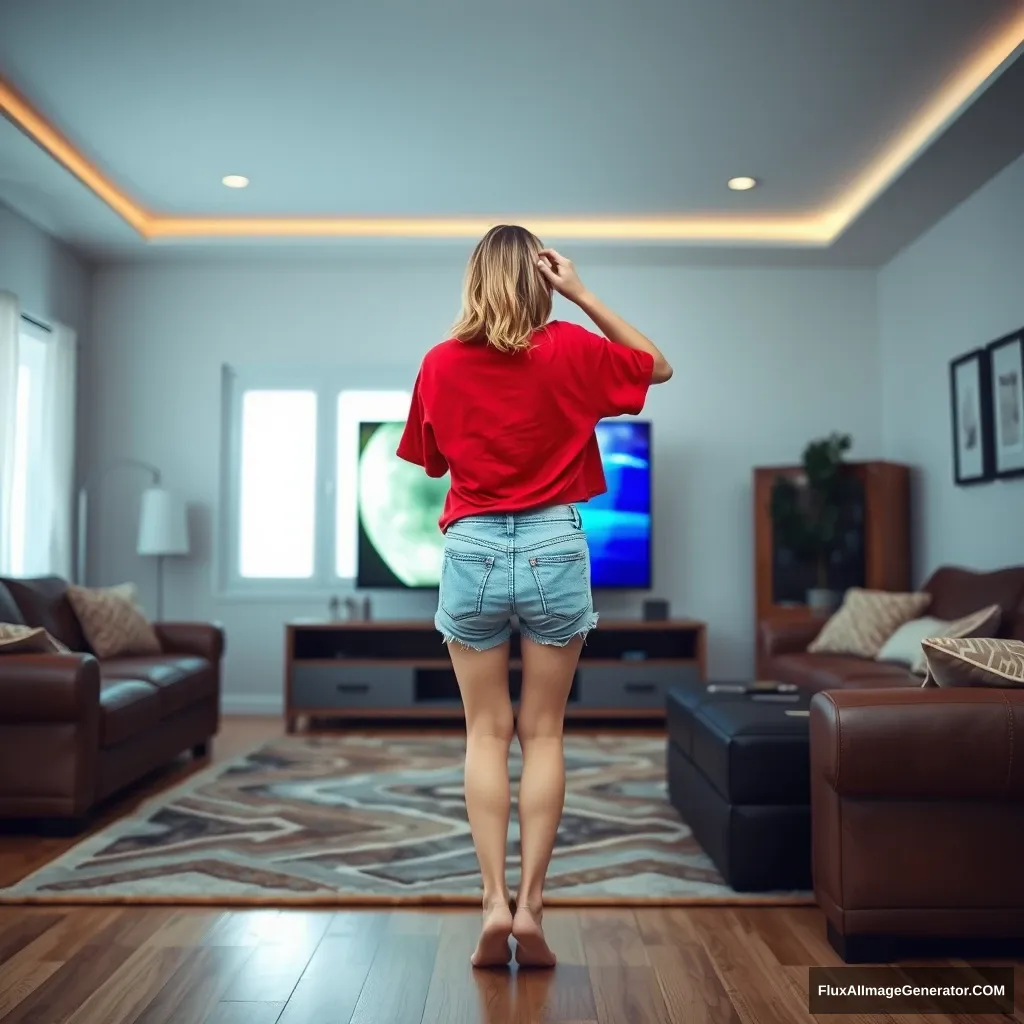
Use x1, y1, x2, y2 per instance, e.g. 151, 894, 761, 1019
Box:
398, 225, 672, 968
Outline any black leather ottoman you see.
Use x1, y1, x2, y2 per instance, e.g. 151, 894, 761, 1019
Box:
666, 679, 812, 891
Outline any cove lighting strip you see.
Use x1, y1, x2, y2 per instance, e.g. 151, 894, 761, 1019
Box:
2, 14, 1023, 244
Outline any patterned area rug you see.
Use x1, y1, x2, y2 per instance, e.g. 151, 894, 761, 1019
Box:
1, 735, 812, 906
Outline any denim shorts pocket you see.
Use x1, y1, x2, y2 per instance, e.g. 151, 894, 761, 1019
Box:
528, 551, 590, 620
440, 551, 496, 621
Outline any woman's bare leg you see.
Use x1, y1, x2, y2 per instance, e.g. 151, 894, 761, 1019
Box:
448, 639, 515, 967
513, 635, 583, 967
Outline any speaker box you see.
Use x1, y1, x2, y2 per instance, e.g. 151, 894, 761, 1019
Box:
643, 599, 670, 621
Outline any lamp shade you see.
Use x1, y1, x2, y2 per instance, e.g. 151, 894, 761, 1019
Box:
137, 487, 189, 557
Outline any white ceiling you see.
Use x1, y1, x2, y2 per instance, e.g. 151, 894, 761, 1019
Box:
1, 0, 1023, 261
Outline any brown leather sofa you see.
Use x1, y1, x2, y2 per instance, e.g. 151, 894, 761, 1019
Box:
0, 576, 223, 828
811, 686, 1024, 961
760, 566, 1024, 691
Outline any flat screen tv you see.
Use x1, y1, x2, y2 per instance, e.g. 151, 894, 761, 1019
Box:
356, 420, 652, 589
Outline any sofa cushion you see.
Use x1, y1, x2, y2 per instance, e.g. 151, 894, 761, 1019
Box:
807, 588, 930, 658
100, 679, 162, 747
921, 637, 1024, 689
771, 653, 919, 692
67, 583, 161, 659
876, 604, 1002, 675
0, 583, 25, 626
0, 576, 89, 651
100, 656, 216, 716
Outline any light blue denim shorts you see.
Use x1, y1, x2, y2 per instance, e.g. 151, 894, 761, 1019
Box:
436, 504, 599, 651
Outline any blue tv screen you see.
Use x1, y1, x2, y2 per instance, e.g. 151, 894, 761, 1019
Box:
355, 419, 652, 590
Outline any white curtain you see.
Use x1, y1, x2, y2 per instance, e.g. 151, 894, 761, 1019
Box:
41, 324, 78, 577
0, 291, 19, 575
0, 300, 78, 578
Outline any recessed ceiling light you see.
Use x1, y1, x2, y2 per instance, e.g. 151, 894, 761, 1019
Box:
222, 175, 249, 189
727, 176, 758, 191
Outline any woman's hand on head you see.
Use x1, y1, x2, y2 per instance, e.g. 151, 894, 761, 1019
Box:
537, 249, 587, 304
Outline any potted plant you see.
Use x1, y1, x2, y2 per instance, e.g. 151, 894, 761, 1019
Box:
769, 432, 854, 612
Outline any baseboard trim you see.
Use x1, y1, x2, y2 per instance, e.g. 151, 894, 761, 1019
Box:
221, 694, 283, 715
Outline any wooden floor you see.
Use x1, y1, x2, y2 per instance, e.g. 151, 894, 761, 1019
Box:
0, 719, 1021, 1024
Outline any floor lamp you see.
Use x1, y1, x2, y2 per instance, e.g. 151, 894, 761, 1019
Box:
76, 459, 189, 619
137, 486, 189, 620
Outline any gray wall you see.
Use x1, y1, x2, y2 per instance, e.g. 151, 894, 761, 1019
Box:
0, 203, 91, 331
879, 154, 1024, 581
85, 257, 880, 710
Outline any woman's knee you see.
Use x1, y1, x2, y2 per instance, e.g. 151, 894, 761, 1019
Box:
468, 709, 515, 744
515, 712, 563, 746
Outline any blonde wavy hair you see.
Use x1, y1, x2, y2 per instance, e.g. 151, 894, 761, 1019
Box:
450, 225, 552, 354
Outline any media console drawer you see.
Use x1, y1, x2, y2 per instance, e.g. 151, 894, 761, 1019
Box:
577, 664, 699, 708
291, 665, 414, 709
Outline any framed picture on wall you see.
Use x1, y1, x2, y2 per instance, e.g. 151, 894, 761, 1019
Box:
987, 329, 1024, 479
949, 348, 994, 486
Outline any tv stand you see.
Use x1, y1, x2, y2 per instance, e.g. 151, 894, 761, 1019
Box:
284, 619, 705, 731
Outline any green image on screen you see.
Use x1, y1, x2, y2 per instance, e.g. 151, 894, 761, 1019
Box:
356, 422, 448, 587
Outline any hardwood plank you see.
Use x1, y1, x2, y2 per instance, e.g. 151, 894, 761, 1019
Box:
202, 1002, 285, 1024
635, 910, 739, 1024
588, 965, 673, 1024
348, 929, 439, 1024
421, 913, 508, 1024
276, 929, 383, 1024
0, 942, 137, 1024
133, 947, 255, 1024
62, 946, 191, 1024
688, 908, 814, 1024
218, 941, 316, 1003
579, 910, 647, 968
10, 909, 123, 963
388, 910, 443, 937
146, 910, 225, 948
201, 911, 285, 948
0, 960, 63, 1020
515, 912, 597, 1024
0, 913, 62, 966
92, 907, 180, 948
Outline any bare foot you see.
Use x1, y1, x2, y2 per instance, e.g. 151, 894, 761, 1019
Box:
512, 905, 556, 967
471, 898, 513, 968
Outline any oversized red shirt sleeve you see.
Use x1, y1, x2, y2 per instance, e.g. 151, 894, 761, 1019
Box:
565, 323, 654, 417
397, 370, 449, 477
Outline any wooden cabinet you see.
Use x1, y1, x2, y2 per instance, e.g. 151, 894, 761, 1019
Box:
753, 461, 911, 662
285, 619, 707, 731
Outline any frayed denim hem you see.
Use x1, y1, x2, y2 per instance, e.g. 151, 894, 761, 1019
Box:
437, 631, 512, 653
520, 611, 600, 648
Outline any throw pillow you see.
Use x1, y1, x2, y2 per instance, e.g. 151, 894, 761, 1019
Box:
0, 623, 71, 655
66, 583, 161, 659
921, 636, 1024, 688
876, 604, 1002, 675
807, 588, 931, 659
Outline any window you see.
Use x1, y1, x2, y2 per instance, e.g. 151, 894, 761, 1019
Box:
220, 367, 411, 593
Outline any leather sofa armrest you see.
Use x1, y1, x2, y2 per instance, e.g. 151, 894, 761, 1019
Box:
154, 622, 226, 662
0, 654, 101, 723
759, 617, 825, 656
810, 687, 1024, 800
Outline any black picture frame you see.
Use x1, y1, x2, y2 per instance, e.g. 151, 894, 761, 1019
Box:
985, 328, 1024, 480
949, 348, 994, 486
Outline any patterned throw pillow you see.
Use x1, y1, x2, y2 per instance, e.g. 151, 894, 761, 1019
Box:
807, 588, 931, 659
66, 583, 161, 659
921, 636, 1024, 688
876, 604, 1002, 675
0, 623, 71, 655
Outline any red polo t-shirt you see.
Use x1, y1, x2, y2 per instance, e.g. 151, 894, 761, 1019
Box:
397, 320, 653, 531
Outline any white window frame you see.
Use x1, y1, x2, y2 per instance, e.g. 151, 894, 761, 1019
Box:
218, 364, 413, 598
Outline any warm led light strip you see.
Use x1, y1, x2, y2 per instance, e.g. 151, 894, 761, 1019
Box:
2, 11, 1023, 244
